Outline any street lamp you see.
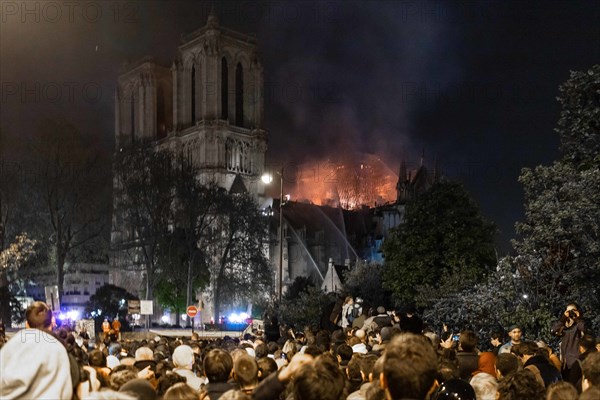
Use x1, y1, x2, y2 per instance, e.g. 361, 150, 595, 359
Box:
262, 167, 284, 301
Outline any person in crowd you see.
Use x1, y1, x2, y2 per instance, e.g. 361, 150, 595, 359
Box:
157, 371, 188, 398
348, 336, 367, 355
365, 356, 386, 400
432, 378, 476, 400
351, 301, 368, 329
347, 354, 378, 400
490, 331, 504, 355
348, 297, 363, 327
536, 340, 562, 371
254, 342, 268, 359
110, 365, 140, 391
580, 386, 600, 400
469, 372, 497, 400
89, 348, 112, 387
495, 353, 520, 381
219, 389, 252, 400
134, 346, 157, 373
398, 303, 423, 334
551, 302, 588, 380
232, 353, 259, 395
0, 301, 73, 399
371, 327, 392, 353
338, 296, 354, 328
359, 308, 376, 333
512, 341, 562, 387
499, 324, 523, 354
335, 343, 353, 374
329, 328, 344, 346
345, 354, 364, 395
291, 354, 346, 400
423, 330, 440, 351
470, 352, 498, 400
496, 369, 545, 400
545, 381, 578, 400
173, 344, 206, 391
78, 323, 90, 340
568, 334, 597, 392
455, 330, 480, 380
380, 333, 438, 400
119, 378, 157, 400
438, 360, 460, 383
372, 306, 393, 330
256, 357, 277, 382
112, 317, 122, 340
581, 351, 600, 393
164, 382, 201, 400
201, 348, 236, 399
103, 318, 111, 340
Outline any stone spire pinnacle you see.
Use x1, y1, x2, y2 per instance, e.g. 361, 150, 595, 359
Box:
207, 6, 219, 28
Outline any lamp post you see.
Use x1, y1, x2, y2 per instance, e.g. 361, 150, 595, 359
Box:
262, 167, 284, 301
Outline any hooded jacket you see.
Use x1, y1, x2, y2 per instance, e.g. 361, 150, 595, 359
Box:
0, 328, 73, 399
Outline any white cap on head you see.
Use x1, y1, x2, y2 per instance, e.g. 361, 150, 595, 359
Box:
172, 345, 194, 369
107, 355, 121, 369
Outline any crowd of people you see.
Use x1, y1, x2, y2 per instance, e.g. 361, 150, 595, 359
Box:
0, 300, 599, 400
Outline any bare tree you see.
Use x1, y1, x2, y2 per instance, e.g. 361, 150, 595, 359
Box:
30, 117, 110, 297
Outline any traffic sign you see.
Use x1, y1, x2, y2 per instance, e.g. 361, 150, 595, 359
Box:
128, 300, 140, 314
140, 300, 153, 315
187, 305, 198, 318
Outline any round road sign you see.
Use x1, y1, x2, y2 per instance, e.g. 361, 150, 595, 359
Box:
186, 305, 198, 318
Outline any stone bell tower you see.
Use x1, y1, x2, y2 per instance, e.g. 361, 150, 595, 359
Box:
115, 9, 267, 195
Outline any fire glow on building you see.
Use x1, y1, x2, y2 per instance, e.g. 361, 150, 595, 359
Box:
281, 153, 399, 209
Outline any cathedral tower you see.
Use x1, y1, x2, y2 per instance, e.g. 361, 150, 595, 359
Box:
115, 10, 267, 195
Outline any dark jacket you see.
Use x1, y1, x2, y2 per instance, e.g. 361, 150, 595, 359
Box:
399, 314, 423, 334
372, 314, 392, 329
455, 352, 479, 380
133, 359, 157, 373
252, 371, 286, 400
551, 318, 586, 369
569, 350, 597, 393
524, 355, 562, 387
205, 382, 237, 400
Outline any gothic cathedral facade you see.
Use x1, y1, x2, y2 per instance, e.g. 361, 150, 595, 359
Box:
114, 12, 267, 193
111, 13, 268, 297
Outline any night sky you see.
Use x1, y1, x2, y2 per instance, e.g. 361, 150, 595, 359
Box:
1, 0, 599, 253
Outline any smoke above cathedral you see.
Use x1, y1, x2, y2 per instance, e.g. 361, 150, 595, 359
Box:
259, 0, 462, 170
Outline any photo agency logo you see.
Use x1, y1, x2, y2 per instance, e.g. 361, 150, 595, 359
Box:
1, 81, 103, 105
0, 1, 139, 24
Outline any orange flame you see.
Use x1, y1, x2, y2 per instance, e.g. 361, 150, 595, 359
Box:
284, 155, 397, 209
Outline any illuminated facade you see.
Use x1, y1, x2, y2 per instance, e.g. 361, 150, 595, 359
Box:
111, 13, 269, 310
114, 11, 267, 194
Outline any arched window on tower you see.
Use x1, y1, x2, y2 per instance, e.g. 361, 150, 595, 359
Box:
221, 57, 228, 120
235, 63, 244, 127
191, 65, 196, 124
